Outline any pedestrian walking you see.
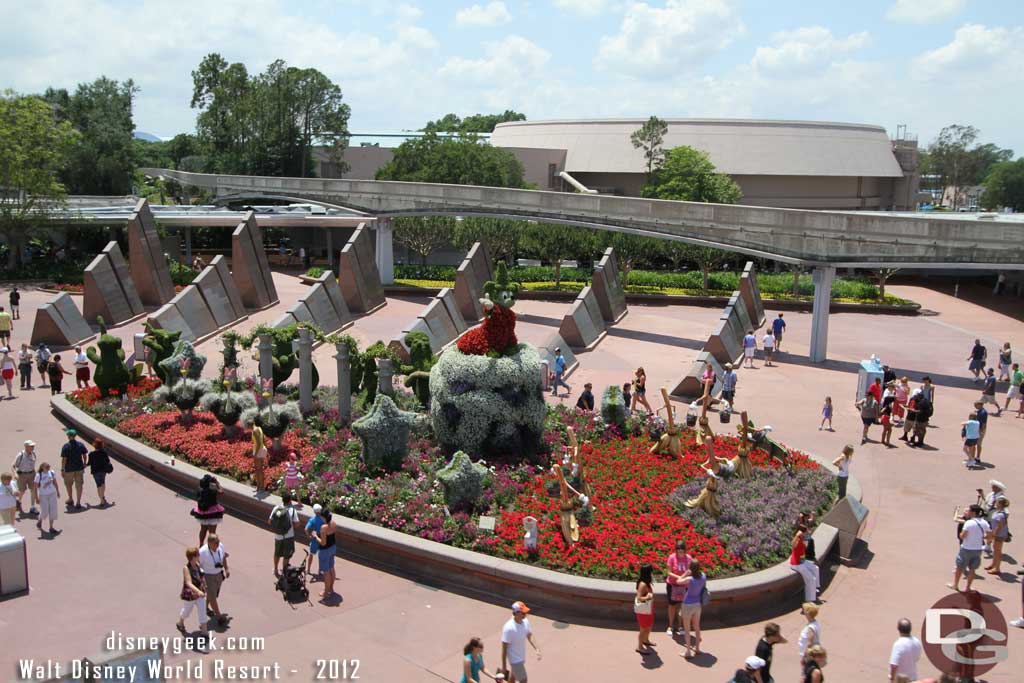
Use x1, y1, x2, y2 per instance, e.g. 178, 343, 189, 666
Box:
460, 636, 499, 683
87, 437, 113, 507
8, 287, 20, 319
967, 339, 987, 381
1, 347, 15, 399
888, 618, 923, 682
73, 346, 90, 389
997, 342, 1012, 381
550, 347, 571, 397
797, 603, 821, 658
803, 645, 827, 683
855, 394, 879, 444
950, 504, 990, 592
269, 491, 299, 576
191, 474, 224, 545
46, 354, 70, 394
631, 367, 652, 413
754, 622, 787, 683
176, 547, 209, 636
677, 559, 707, 659
665, 539, 692, 636
721, 363, 738, 408
252, 424, 267, 491
633, 563, 655, 655
985, 498, 1010, 575
742, 330, 757, 369
790, 525, 820, 603
13, 440, 38, 515
500, 601, 540, 683
979, 367, 1002, 415
575, 382, 594, 411
909, 390, 932, 447
818, 396, 833, 431
305, 503, 324, 578
730, 656, 767, 683
17, 343, 33, 390
316, 508, 338, 600
199, 534, 230, 626
0, 306, 12, 347
34, 462, 60, 534
0, 472, 18, 525
962, 412, 981, 469
772, 313, 786, 351
762, 329, 776, 366
1004, 363, 1022, 412
832, 446, 853, 499
60, 429, 87, 509
36, 343, 51, 388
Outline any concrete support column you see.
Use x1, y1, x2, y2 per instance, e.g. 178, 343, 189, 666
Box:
184, 226, 193, 265
375, 218, 394, 285
257, 333, 274, 401
297, 328, 314, 413
377, 357, 395, 397
326, 228, 334, 268
334, 343, 351, 424
809, 265, 835, 363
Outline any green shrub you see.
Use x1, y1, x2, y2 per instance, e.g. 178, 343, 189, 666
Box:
601, 385, 627, 430
305, 266, 325, 278
169, 261, 198, 286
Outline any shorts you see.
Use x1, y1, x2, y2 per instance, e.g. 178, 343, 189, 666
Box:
204, 572, 224, 600
62, 470, 84, 489
861, 417, 875, 426
744, 348, 755, 358
274, 537, 295, 559
721, 390, 735, 404
764, 346, 775, 356
92, 472, 107, 487
680, 602, 702, 619
913, 421, 928, 437
636, 612, 655, 630
508, 661, 528, 682
956, 548, 982, 571
255, 447, 268, 461
964, 438, 978, 447
1008, 385, 1021, 400
666, 582, 683, 605
318, 547, 336, 573
969, 358, 985, 371
17, 471, 35, 493
76, 367, 90, 381
1, 368, 13, 381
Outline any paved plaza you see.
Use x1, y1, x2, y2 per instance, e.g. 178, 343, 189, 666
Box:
2, 274, 1023, 682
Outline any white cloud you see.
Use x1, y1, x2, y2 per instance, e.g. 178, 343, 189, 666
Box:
553, 0, 614, 17
455, 2, 512, 27
912, 23, 1024, 80
438, 35, 550, 84
886, 0, 966, 24
595, 0, 744, 76
396, 25, 439, 51
395, 3, 423, 22
751, 26, 870, 75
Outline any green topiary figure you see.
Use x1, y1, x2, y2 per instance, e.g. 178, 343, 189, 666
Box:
86, 316, 132, 398
159, 341, 207, 386
268, 325, 319, 389
360, 340, 400, 404
241, 401, 302, 450
401, 331, 435, 408
220, 333, 241, 386
153, 378, 212, 420
352, 394, 421, 473
601, 385, 627, 431
142, 320, 182, 384
437, 451, 489, 511
200, 388, 257, 436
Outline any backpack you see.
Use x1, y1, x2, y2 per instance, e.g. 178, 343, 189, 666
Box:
271, 505, 293, 535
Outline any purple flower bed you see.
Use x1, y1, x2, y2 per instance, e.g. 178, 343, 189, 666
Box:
667, 467, 836, 572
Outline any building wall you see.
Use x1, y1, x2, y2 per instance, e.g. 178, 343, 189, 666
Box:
315, 146, 394, 180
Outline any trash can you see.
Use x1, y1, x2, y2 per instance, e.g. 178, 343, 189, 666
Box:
857, 357, 884, 400
0, 524, 28, 596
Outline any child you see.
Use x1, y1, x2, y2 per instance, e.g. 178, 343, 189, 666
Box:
962, 412, 981, 469
819, 397, 833, 431
0, 472, 18, 525
880, 404, 894, 447
621, 382, 633, 417
762, 329, 776, 366
46, 354, 71, 395
284, 451, 303, 491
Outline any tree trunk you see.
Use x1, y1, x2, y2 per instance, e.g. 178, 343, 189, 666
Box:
792, 269, 800, 296
554, 261, 562, 288
701, 266, 710, 291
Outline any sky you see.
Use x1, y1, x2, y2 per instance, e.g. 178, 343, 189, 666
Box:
2, 0, 1022, 153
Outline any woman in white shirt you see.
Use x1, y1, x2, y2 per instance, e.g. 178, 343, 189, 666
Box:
0, 472, 19, 525
73, 346, 91, 389
34, 462, 60, 534
0, 347, 15, 398
798, 602, 822, 658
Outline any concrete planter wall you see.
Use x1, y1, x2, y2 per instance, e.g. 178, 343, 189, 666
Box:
52, 394, 861, 626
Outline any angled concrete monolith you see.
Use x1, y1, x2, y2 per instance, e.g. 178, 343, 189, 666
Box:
338, 224, 385, 313
671, 351, 725, 399
194, 255, 246, 328
83, 241, 145, 325
232, 212, 278, 309
591, 247, 627, 323
454, 242, 494, 322
30, 293, 95, 347
740, 261, 766, 328
127, 199, 175, 306
558, 285, 607, 349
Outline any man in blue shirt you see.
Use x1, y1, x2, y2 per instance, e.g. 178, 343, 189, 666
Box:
305, 503, 325, 578
722, 362, 738, 406
742, 331, 757, 369
980, 368, 1002, 416
771, 314, 786, 352
60, 428, 88, 509
551, 347, 571, 397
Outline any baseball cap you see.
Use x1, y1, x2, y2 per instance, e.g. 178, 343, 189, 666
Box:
313, 504, 323, 514
554, 346, 561, 352
511, 601, 530, 614
65, 429, 77, 437
745, 656, 766, 670
24, 439, 35, 447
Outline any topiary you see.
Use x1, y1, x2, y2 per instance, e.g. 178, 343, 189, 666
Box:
241, 401, 302, 447
142, 320, 182, 384
401, 331, 435, 408
158, 340, 207, 386
457, 261, 520, 357
437, 451, 489, 511
360, 340, 401, 404
153, 378, 212, 419
352, 393, 422, 473
220, 332, 241, 386
86, 316, 132, 398
200, 387, 257, 436
601, 385, 626, 431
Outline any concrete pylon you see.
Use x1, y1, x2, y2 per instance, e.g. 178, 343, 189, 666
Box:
809, 266, 835, 363
375, 218, 394, 285
334, 343, 351, 424
297, 327, 314, 413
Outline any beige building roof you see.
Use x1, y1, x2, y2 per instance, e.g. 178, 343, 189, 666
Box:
490, 118, 905, 178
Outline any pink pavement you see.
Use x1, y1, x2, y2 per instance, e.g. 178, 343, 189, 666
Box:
1, 275, 1022, 682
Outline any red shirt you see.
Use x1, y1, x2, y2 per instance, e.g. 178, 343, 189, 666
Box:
790, 538, 806, 565
868, 383, 882, 403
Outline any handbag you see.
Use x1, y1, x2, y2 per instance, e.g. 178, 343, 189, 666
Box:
634, 596, 653, 615
105, 460, 114, 474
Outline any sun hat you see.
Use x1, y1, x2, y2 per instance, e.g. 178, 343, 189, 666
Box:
990, 480, 1006, 491
745, 656, 766, 670
24, 439, 35, 447
511, 601, 531, 614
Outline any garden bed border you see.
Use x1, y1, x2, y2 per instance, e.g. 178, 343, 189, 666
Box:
51, 394, 862, 626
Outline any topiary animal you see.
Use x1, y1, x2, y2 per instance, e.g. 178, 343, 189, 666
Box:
601, 385, 627, 431
200, 389, 257, 437
159, 340, 207, 386
401, 331, 435, 408
360, 340, 400, 404
268, 325, 319, 390
456, 261, 520, 357
86, 316, 132, 398
142, 320, 182, 384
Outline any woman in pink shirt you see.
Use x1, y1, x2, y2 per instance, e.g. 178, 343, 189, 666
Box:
665, 539, 693, 636
893, 376, 910, 425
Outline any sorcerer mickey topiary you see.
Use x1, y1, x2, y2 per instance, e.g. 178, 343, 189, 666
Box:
456, 261, 519, 356
86, 316, 132, 397
437, 450, 489, 511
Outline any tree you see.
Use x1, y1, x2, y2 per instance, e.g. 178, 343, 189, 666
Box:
927, 125, 979, 210
290, 67, 350, 177
641, 146, 742, 204
971, 143, 1014, 184
0, 92, 80, 268
376, 133, 527, 187
681, 245, 730, 291
423, 110, 526, 134
630, 115, 669, 178
393, 216, 455, 264
520, 222, 594, 288
874, 268, 900, 299
452, 217, 522, 264
980, 159, 1024, 212
600, 232, 659, 284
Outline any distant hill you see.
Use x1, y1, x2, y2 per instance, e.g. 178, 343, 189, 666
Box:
133, 131, 162, 142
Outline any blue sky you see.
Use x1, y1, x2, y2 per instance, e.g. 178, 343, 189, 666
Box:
2, 0, 1022, 152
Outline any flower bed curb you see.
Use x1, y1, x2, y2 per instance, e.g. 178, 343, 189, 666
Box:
51, 394, 862, 626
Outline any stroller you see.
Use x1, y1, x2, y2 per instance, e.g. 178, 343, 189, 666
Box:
276, 550, 310, 602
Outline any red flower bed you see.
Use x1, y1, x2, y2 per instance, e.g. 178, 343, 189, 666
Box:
117, 411, 314, 483
51, 283, 84, 293
492, 434, 820, 577
69, 377, 162, 408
